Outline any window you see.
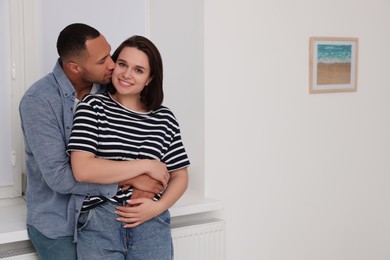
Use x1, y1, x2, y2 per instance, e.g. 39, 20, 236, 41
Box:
0, 0, 25, 198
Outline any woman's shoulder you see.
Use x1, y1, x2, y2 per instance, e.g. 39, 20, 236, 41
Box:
81, 92, 110, 105
152, 106, 180, 125
154, 105, 175, 117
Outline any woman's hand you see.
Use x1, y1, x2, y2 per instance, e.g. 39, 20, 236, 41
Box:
115, 198, 164, 228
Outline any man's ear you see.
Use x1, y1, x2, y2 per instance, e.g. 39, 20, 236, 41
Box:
66, 62, 81, 74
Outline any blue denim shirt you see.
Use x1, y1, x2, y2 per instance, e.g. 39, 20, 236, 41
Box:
19, 60, 117, 239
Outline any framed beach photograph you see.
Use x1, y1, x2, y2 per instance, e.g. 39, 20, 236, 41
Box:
309, 37, 358, 94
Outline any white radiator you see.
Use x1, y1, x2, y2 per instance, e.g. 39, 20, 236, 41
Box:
172, 218, 225, 260
0, 252, 38, 260
0, 241, 38, 260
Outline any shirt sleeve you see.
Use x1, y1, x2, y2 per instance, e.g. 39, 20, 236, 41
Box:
20, 94, 117, 197
161, 122, 191, 172
67, 100, 100, 155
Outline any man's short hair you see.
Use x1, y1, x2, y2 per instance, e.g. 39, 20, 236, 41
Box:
56, 23, 100, 62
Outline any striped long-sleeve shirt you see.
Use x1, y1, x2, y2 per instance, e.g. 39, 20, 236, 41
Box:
67, 92, 190, 211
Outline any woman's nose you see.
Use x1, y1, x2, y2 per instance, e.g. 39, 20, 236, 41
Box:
123, 68, 133, 79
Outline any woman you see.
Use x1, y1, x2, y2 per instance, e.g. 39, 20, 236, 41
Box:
67, 35, 190, 260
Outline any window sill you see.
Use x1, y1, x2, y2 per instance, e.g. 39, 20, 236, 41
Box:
0, 196, 223, 244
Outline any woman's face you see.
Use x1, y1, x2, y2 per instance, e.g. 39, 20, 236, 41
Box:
111, 47, 152, 98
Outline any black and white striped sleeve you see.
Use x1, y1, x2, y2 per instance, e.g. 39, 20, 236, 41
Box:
67, 100, 99, 155
162, 125, 190, 172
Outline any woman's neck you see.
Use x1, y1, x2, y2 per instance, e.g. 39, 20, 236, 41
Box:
111, 93, 147, 112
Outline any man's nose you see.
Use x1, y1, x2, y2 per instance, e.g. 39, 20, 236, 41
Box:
108, 57, 115, 70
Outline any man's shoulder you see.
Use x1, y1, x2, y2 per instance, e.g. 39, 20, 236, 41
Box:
24, 61, 73, 98
22, 73, 59, 99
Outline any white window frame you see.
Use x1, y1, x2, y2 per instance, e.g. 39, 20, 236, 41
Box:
0, 0, 37, 199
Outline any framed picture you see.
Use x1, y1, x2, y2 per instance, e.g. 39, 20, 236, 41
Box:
309, 37, 358, 94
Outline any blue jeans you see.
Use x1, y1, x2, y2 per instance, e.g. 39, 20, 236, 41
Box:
77, 201, 173, 260
27, 224, 77, 260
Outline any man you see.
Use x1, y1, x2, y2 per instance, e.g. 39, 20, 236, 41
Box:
19, 23, 162, 260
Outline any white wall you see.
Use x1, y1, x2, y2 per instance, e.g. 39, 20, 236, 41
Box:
149, 0, 205, 199
35, 0, 148, 77
205, 0, 390, 259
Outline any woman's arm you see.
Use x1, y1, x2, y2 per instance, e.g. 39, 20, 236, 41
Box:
115, 167, 189, 227
153, 168, 189, 210
70, 151, 170, 187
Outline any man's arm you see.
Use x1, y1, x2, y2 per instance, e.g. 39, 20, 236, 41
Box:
120, 174, 163, 194
120, 174, 163, 200
20, 94, 116, 196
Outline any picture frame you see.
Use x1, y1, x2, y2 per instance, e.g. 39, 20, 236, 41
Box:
309, 37, 358, 94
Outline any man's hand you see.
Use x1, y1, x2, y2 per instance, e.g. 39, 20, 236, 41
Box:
119, 174, 163, 194
146, 160, 170, 187
131, 188, 155, 200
